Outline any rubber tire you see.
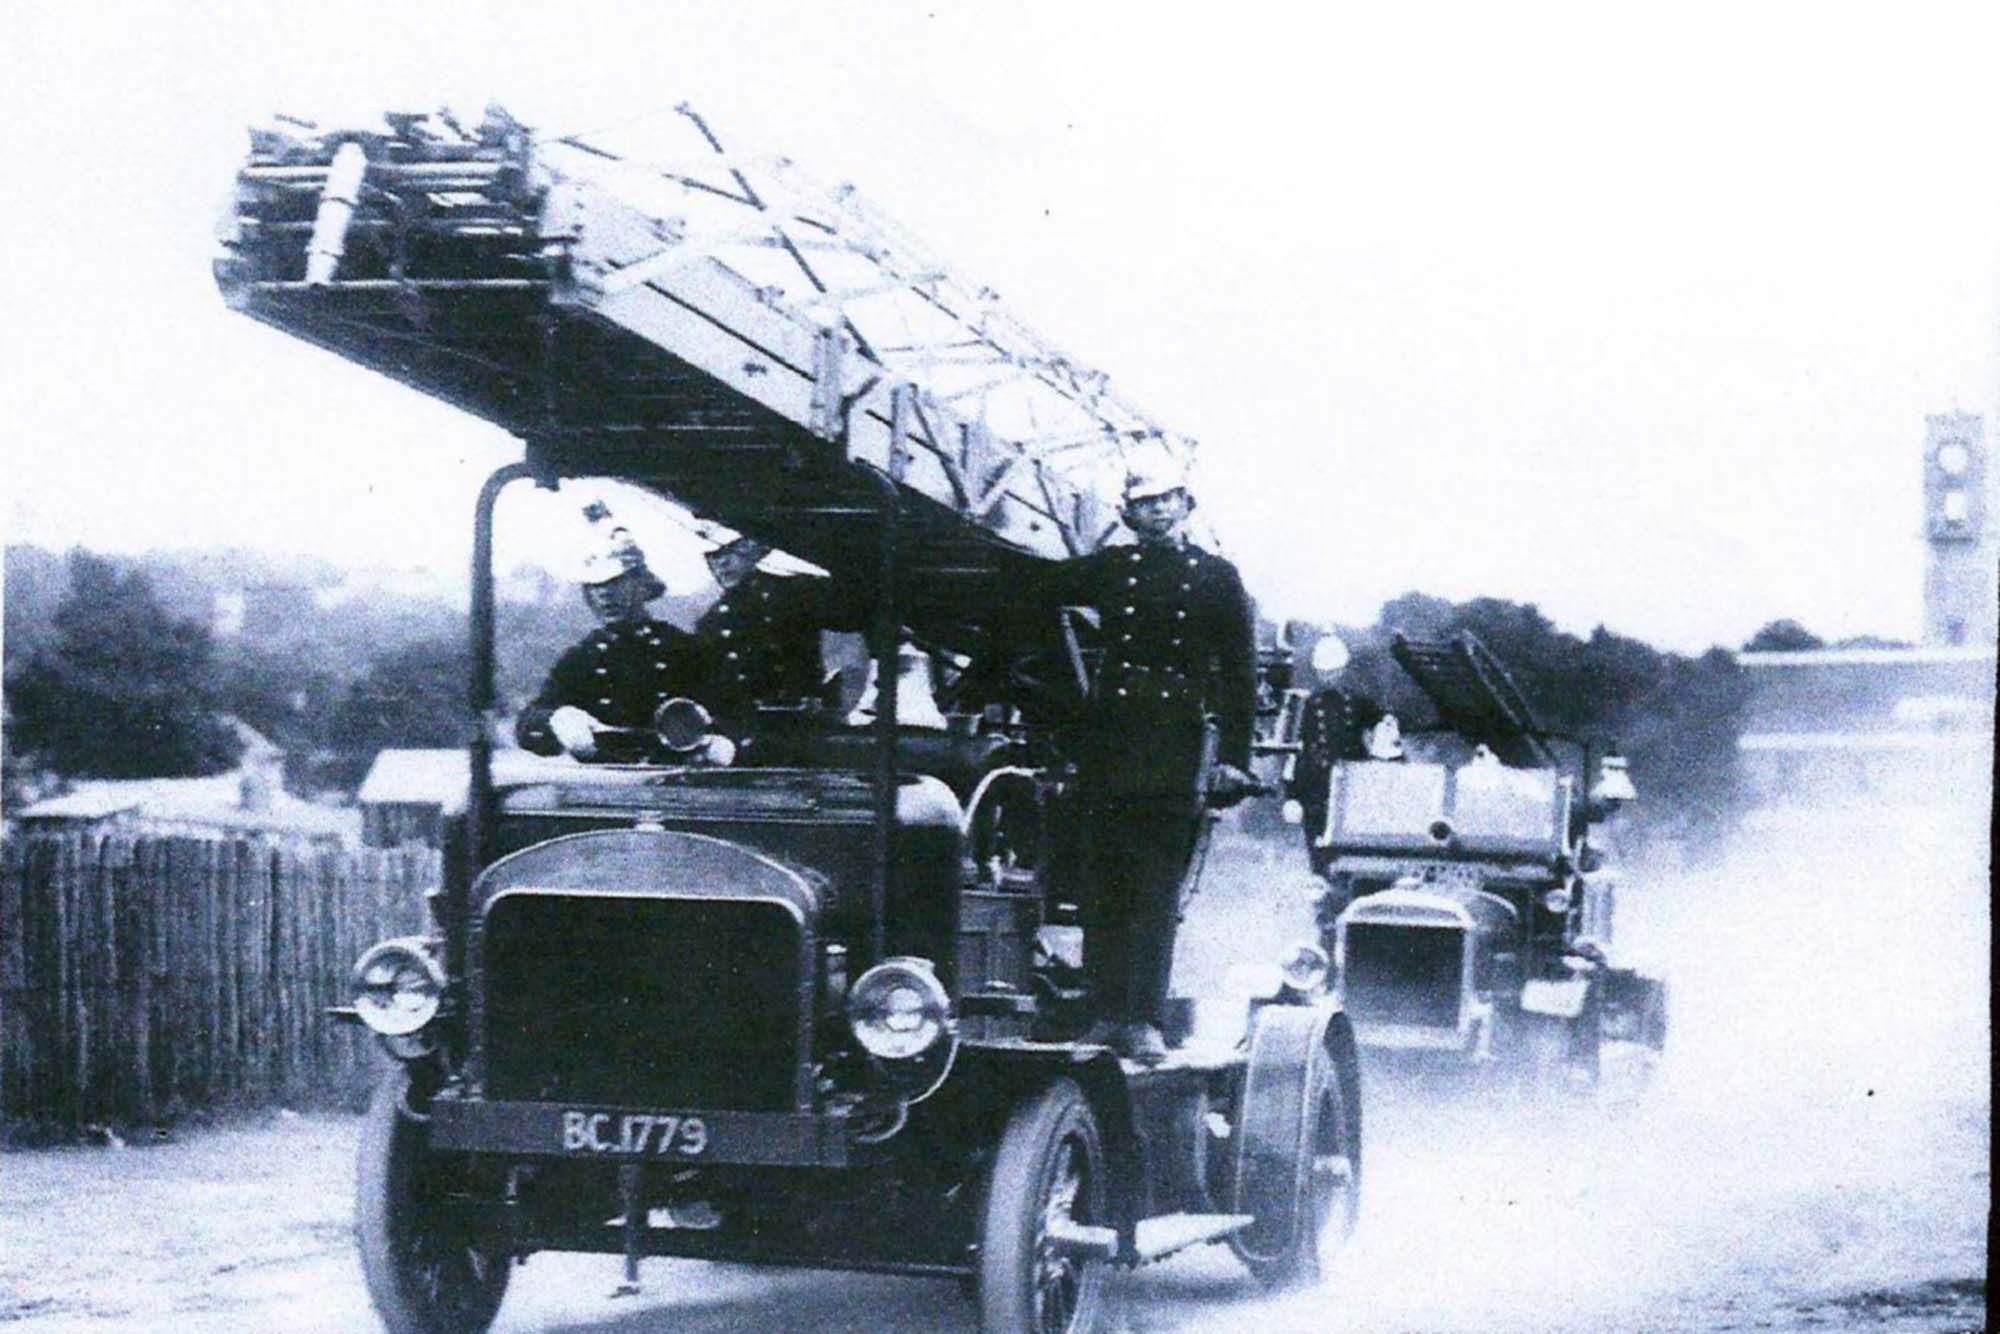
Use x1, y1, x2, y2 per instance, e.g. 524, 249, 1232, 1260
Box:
1644, 980, 1670, 1052
355, 1066, 511, 1334
1234, 1046, 1358, 1290
978, 1078, 1113, 1334
1517, 1014, 1578, 1102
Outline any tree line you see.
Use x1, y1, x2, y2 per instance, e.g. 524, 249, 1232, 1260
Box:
6, 545, 1855, 835
4, 547, 591, 803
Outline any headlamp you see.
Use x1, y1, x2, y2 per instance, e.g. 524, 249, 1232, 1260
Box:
847, 957, 952, 1060
1278, 939, 1330, 993
1541, 887, 1574, 916
351, 937, 446, 1037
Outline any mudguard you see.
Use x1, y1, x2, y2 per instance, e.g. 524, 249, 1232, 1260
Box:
1229, 1002, 1361, 1265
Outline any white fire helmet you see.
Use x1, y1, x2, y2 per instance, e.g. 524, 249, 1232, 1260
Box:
1309, 634, 1351, 676
1121, 446, 1195, 507
576, 501, 664, 596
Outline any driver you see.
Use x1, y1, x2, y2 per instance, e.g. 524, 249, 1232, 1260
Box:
691, 536, 867, 735
515, 504, 713, 759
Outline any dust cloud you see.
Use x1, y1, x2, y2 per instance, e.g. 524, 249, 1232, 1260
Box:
1163, 770, 1991, 1333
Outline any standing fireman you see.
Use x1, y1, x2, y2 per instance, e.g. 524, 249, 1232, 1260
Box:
1041, 454, 1258, 1060
516, 505, 712, 759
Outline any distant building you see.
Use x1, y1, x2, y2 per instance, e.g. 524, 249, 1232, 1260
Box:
1736, 645, 1994, 804
357, 747, 558, 848
1920, 412, 1996, 647
211, 588, 247, 637
210, 582, 319, 640
13, 721, 359, 846
1737, 414, 1997, 807
357, 749, 465, 848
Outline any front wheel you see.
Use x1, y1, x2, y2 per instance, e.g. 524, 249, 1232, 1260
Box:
356, 1065, 512, 1334
978, 1078, 1113, 1334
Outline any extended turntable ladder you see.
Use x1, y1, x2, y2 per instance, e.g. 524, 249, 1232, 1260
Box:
1389, 632, 1557, 768
215, 105, 1203, 653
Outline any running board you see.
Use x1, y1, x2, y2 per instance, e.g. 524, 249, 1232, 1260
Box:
1047, 1213, 1255, 1265
1135, 1212, 1255, 1262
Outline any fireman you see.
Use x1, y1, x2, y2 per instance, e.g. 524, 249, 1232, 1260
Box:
1289, 686, 1396, 871
1039, 452, 1258, 1060
690, 536, 866, 736
516, 504, 714, 759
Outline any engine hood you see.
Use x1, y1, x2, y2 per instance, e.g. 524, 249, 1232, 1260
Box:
474, 827, 821, 923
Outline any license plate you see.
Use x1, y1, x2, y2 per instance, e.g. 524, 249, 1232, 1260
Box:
559, 1110, 710, 1157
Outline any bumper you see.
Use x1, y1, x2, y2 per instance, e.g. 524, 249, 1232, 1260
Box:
429, 1095, 851, 1167
1348, 999, 1492, 1054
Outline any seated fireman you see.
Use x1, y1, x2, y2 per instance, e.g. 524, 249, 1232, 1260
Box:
689, 535, 868, 735
1031, 452, 1258, 1061
516, 503, 713, 759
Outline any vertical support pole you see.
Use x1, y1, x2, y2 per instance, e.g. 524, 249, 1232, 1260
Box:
458, 461, 536, 990
618, 1163, 645, 1293
863, 388, 910, 968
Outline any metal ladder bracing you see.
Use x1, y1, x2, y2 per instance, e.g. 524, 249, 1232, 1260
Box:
215, 104, 1204, 646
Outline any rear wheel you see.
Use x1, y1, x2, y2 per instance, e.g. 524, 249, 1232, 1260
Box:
978, 1078, 1113, 1334
356, 1065, 511, 1334
1231, 1042, 1358, 1289
1516, 1012, 1590, 1102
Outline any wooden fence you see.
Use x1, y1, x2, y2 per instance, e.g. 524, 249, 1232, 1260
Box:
0, 833, 435, 1137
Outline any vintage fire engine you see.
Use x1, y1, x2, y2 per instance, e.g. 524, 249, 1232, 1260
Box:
216, 106, 1361, 1333
1296, 633, 1668, 1095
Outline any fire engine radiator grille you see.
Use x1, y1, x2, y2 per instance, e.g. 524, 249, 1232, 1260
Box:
482, 894, 802, 1111
1343, 923, 1464, 1029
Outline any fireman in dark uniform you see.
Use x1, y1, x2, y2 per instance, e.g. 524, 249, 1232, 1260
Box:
516, 506, 714, 759
1039, 454, 1258, 1060
1289, 686, 1390, 874
692, 537, 865, 736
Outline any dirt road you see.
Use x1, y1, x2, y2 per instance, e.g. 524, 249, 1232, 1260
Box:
1, 810, 1986, 1332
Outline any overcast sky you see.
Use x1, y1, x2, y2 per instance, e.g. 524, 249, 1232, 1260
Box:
3, 2, 1995, 651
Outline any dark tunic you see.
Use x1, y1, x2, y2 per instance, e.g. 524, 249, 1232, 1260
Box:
1036, 537, 1257, 1026
1288, 687, 1399, 902
515, 617, 711, 756
693, 571, 866, 731
1040, 539, 1257, 795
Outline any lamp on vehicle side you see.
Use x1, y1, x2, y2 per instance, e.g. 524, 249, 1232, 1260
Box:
847, 957, 953, 1060
1541, 887, 1574, 916
351, 938, 447, 1037
1278, 940, 1330, 994
1590, 754, 1637, 806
